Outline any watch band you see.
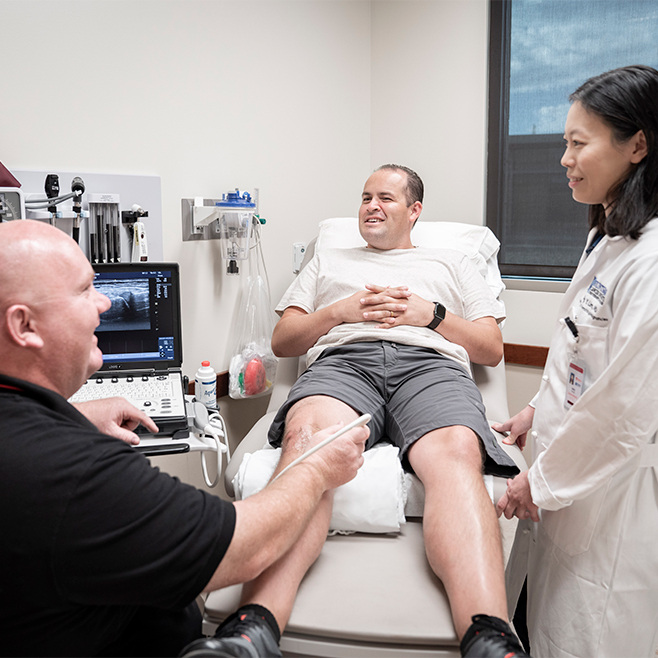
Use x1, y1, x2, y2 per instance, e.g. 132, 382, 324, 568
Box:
427, 302, 446, 330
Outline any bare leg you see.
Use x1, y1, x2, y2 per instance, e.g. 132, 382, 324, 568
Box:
239, 396, 358, 632
407, 426, 507, 639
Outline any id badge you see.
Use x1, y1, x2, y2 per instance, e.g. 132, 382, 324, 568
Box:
564, 356, 586, 409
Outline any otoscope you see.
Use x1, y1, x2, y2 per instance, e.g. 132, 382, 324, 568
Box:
44, 174, 60, 225
70, 177, 85, 243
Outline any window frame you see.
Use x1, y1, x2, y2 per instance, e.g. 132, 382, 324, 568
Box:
486, 0, 583, 280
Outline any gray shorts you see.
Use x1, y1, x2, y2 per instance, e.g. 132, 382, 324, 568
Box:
268, 341, 518, 477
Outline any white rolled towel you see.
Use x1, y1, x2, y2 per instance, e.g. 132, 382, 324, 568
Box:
233, 443, 407, 534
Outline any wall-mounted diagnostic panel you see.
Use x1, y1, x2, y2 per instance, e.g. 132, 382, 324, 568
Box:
8, 170, 164, 263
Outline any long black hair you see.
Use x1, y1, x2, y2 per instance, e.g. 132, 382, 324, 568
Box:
570, 65, 658, 239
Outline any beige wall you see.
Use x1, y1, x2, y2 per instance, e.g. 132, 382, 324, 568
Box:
2, 0, 372, 476
501, 286, 564, 416
1, 0, 372, 371
2, 0, 556, 483
370, 0, 490, 226
369, 0, 559, 419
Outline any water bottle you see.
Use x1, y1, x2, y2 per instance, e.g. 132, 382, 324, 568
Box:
195, 360, 217, 409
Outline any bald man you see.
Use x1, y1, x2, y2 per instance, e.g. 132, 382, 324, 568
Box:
0, 220, 367, 658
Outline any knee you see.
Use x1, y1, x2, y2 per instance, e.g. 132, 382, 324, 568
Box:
412, 426, 484, 472
282, 423, 316, 454
281, 397, 338, 452
283, 397, 326, 438
284, 395, 355, 437
286, 396, 323, 423
444, 427, 484, 467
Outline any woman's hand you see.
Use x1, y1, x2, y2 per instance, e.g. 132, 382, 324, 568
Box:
496, 471, 540, 522
492, 404, 535, 450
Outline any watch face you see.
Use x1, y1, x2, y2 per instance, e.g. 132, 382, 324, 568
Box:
427, 302, 445, 329
0, 190, 23, 220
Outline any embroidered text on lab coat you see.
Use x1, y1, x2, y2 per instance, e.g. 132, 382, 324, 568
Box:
578, 277, 609, 323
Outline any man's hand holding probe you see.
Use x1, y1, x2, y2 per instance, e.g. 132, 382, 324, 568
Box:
277, 420, 370, 489
205, 421, 368, 591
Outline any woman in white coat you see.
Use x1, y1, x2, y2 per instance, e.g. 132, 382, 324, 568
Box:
495, 65, 658, 658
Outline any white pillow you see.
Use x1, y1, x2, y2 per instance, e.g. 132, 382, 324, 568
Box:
316, 217, 505, 303
233, 443, 407, 534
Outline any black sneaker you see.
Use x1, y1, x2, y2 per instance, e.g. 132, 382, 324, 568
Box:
179, 606, 282, 658
460, 614, 530, 657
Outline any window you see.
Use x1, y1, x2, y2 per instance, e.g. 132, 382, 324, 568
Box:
487, 0, 658, 278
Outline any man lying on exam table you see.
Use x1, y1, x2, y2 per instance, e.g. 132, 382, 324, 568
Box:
186, 165, 528, 658
0, 219, 367, 657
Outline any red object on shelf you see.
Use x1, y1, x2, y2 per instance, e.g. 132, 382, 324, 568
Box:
244, 358, 266, 396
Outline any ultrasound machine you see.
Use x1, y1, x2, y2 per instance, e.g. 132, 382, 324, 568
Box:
70, 262, 190, 450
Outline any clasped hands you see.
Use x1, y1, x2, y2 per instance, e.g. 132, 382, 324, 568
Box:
350, 283, 433, 329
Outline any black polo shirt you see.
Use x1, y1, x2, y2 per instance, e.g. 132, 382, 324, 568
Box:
0, 374, 235, 656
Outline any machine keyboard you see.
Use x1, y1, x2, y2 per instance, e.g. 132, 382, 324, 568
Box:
69, 372, 186, 418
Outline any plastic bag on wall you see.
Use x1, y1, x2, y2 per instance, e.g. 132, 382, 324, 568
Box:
228, 275, 278, 399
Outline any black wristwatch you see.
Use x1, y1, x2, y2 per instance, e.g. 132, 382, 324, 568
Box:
427, 302, 446, 330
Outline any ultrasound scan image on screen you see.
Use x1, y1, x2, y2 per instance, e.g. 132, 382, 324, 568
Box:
91, 264, 182, 371
96, 279, 151, 332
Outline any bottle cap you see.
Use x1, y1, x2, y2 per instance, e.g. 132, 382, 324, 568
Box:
201, 360, 210, 367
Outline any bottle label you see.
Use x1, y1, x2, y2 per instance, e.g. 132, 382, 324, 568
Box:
196, 376, 217, 409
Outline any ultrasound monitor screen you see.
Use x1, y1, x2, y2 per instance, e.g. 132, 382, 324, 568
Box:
92, 263, 182, 371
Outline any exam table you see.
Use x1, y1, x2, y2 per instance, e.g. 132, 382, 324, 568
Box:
203, 219, 528, 657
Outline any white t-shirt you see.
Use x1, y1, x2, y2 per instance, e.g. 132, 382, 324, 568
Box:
276, 246, 504, 373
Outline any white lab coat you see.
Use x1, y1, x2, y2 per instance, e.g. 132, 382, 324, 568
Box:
507, 220, 658, 657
